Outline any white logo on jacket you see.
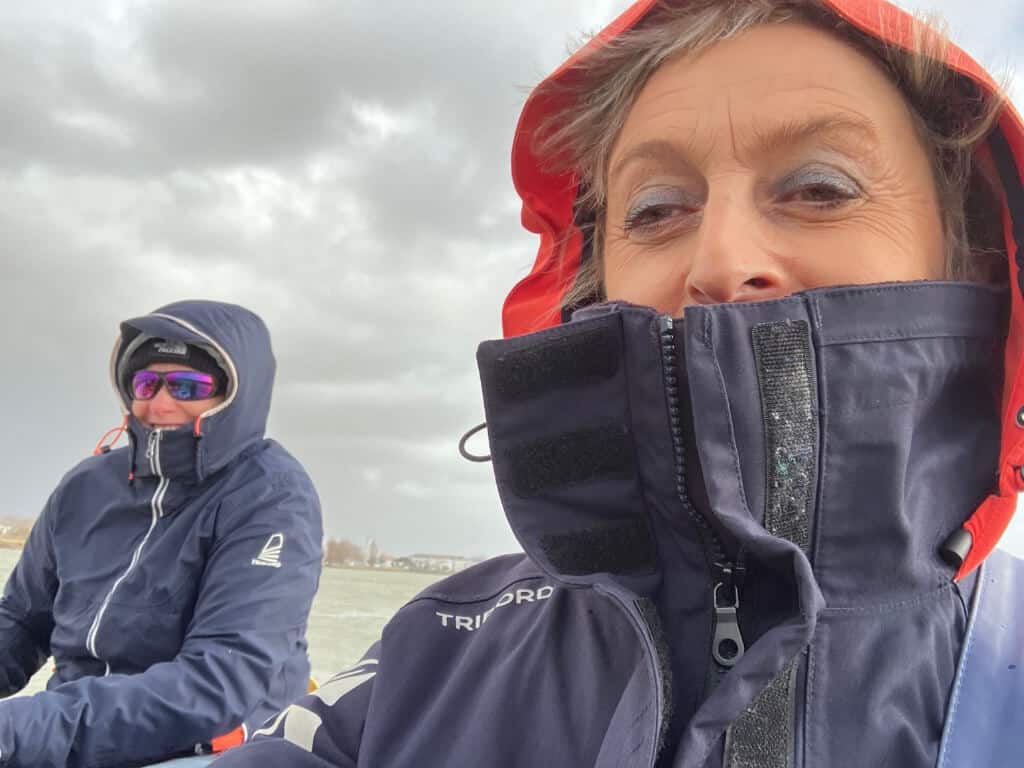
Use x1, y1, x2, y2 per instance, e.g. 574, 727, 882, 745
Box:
436, 585, 555, 631
252, 533, 284, 568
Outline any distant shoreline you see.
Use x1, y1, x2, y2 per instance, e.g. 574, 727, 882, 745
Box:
0, 542, 476, 573
322, 562, 463, 576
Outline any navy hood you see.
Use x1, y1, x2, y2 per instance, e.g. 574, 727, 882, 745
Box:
111, 299, 275, 483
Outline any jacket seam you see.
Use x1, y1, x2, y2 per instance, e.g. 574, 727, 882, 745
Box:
819, 583, 956, 615
818, 330, 1000, 346
705, 313, 756, 533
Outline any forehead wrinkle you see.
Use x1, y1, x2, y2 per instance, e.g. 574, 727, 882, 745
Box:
741, 111, 883, 163
727, 93, 740, 167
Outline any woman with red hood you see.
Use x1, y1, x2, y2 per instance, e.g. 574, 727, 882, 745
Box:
217, 1, 1024, 766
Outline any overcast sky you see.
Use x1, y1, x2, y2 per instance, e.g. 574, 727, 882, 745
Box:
3, 0, 1023, 559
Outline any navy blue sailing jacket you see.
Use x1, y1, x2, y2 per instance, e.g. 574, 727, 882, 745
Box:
0, 300, 323, 767
217, 287, 1024, 767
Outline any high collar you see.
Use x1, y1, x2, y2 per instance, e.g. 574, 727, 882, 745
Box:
478, 283, 1006, 605
126, 420, 203, 484
479, 282, 1005, 760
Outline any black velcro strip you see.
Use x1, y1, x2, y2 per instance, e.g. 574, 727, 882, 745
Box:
505, 424, 634, 498
539, 519, 654, 575
636, 597, 673, 756
483, 325, 620, 403
726, 323, 815, 768
725, 662, 798, 768
751, 321, 816, 553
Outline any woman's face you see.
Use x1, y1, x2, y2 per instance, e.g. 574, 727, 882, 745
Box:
130, 363, 225, 429
603, 22, 946, 313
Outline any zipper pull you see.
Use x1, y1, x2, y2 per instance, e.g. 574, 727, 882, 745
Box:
145, 431, 157, 461
712, 581, 746, 668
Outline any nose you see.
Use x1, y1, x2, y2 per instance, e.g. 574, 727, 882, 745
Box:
683, 192, 792, 307
148, 385, 178, 413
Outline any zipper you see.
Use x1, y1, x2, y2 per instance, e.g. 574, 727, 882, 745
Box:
85, 429, 167, 670
711, 557, 746, 667
658, 316, 746, 678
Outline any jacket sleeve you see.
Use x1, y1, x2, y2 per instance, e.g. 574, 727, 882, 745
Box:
0, 469, 323, 768
0, 499, 57, 697
213, 645, 381, 768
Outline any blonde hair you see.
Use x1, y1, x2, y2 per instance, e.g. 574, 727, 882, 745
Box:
532, 0, 1007, 311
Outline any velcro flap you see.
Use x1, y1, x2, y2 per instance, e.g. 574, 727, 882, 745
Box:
504, 424, 634, 498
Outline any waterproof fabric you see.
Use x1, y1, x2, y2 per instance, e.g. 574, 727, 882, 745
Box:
0, 300, 323, 767
217, 287, 1020, 767
937, 548, 1024, 767
504, 0, 1024, 579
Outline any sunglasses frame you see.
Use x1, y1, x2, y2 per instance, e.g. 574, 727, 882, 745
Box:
131, 370, 220, 402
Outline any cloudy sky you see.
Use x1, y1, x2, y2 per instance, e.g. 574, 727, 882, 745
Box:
2, 0, 1023, 560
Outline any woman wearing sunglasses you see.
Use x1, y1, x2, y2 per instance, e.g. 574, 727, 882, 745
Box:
219, 0, 1024, 767
0, 300, 323, 767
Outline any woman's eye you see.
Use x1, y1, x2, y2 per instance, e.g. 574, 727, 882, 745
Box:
624, 203, 677, 232
777, 166, 862, 209
787, 184, 857, 206
622, 189, 699, 237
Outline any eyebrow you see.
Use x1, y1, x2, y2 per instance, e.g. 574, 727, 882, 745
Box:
748, 114, 881, 157
608, 114, 882, 180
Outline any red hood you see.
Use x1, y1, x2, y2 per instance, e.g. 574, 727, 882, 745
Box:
504, 0, 1024, 578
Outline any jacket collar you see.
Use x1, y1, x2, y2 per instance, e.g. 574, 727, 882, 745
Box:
126, 420, 202, 484
479, 282, 1006, 760
479, 282, 1006, 603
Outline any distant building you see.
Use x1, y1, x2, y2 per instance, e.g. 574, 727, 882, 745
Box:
406, 554, 479, 573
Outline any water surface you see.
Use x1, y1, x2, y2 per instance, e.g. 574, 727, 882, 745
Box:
0, 548, 439, 697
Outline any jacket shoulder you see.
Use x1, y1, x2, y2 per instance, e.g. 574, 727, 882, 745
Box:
224, 439, 315, 489
61, 445, 129, 481
47, 447, 131, 506
408, 553, 546, 604
210, 441, 321, 536
366, 553, 568, 656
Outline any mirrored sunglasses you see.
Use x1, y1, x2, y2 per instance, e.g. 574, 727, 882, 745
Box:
131, 370, 219, 402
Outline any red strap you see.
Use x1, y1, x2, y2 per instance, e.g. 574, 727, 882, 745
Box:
210, 726, 245, 753
92, 415, 129, 456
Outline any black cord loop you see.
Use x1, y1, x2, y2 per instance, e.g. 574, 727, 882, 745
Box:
458, 422, 491, 463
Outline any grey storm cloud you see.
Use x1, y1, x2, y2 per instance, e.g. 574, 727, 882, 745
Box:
0, 0, 630, 558
2, 0, 1023, 558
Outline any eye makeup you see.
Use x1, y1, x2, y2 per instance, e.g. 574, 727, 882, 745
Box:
775, 163, 864, 204
622, 185, 702, 237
